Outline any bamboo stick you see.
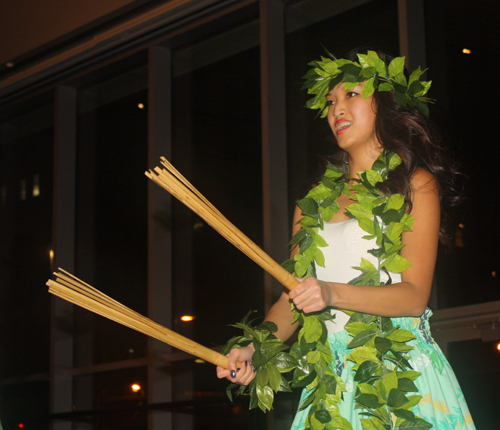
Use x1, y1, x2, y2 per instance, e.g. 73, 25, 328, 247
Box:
47, 269, 234, 368
146, 157, 299, 291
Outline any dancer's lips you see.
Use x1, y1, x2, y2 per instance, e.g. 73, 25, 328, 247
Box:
335, 119, 352, 134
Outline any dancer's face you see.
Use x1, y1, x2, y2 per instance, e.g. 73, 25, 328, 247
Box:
326, 82, 380, 155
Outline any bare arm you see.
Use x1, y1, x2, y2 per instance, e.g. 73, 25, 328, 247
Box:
289, 169, 440, 317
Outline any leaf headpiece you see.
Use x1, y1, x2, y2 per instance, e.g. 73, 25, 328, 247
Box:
302, 49, 434, 117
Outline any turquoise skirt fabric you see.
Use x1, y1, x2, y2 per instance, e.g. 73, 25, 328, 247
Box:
290, 309, 475, 429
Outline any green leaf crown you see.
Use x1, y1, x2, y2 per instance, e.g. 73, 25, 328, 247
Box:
302, 49, 434, 117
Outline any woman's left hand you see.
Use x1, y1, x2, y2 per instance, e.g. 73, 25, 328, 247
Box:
288, 277, 333, 313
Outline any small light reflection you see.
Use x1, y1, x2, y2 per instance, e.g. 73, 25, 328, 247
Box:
180, 315, 195, 322
462, 48, 471, 54
137, 103, 145, 109
496, 342, 500, 352
492, 271, 496, 278
458, 223, 465, 228
195, 359, 205, 364
131, 383, 141, 392
33, 174, 40, 197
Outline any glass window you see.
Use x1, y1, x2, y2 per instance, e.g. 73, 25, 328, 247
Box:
170, 16, 264, 429
426, 0, 500, 309
0, 97, 54, 429
75, 55, 148, 365
448, 338, 499, 428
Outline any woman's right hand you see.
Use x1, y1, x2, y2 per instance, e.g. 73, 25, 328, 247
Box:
216, 344, 256, 386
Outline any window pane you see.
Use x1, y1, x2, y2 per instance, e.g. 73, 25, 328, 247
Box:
0, 98, 53, 428
448, 338, 498, 428
75, 58, 148, 368
171, 17, 264, 429
426, 0, 500, 309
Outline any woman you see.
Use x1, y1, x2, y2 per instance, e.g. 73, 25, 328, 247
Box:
217, 50, 475, 429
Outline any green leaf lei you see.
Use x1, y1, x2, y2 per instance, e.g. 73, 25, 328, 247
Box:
302, 49, 434, 117
224, 151, 432, 430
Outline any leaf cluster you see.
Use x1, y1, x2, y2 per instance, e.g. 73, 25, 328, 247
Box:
226, 151, 430, 429
302, 50, 434, 117
223, 311, 299, 413
345, 313, 432, 430
290, 307, 350, 429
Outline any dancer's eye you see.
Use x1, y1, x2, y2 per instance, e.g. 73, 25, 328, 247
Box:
326, 100, 335, 106
346, 92, 358, 98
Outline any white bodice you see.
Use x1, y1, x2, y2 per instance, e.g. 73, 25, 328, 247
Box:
315, 219, 401, 332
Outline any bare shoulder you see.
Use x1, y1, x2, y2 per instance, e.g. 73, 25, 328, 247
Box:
409, 169, 440, 219
410, 168, 438, 194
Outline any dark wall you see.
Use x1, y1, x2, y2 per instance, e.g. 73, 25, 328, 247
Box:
0, 0, 153, 65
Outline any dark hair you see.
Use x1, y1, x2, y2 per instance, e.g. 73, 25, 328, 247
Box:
330, 50, 463, 243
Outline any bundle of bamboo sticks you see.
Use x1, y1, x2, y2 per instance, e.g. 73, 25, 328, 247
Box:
47, 156, 298, 367
47, 269, 232, 368
145, 157, 299, 291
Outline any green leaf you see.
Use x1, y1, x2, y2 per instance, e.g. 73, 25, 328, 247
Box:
297, 198, 319, 218
323, 374, 338, 394
383, 253, 411, 273
281, 258, 296, 274
315, 409, 332, 424
303, 316, 323, 343
256, 383, 274, 412
397, 370, 421, 381
307, 183, 332, 201
374, 336, 392, 354
366, 169, 384, 186
256, 367, 269, 386
381, 317, 393, 332
266, 363, 282, 392
359, 418, 386, 430
252, 346, 267, 368
278, 374, 292, 392
306, 350, 321, 364
345, 321, 377, 336
294, 254, 311, 277
356, 393, 382, 409
399, 417, 433, 430
362, 77, 376, 98
347, 346, 379, 365
347, 330, 378, 348
386, 329, 416, 343
378, 82, 393, 92
390, 341, 413, 353
399, 394, 422, 410
388, 57, 405, 78
354, 360, 380, 382
386, 193, 405, 211
270, 352, 298, 373
357, 53, 373, 68
344, 81, 359, 90
387, 388, 409, 408
382, 370, 398, 393
398, 377, 418, 392
394, 408, 416, 421
349, 313, 377, 324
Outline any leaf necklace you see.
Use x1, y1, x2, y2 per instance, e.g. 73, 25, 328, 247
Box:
225, 150, 432, 430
